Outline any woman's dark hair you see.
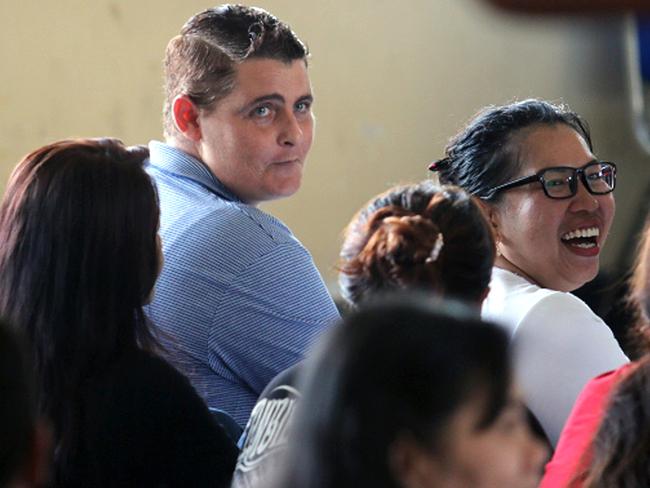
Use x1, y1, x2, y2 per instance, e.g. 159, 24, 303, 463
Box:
0, 321, 36, 487
582, 357, 650, 487
0, 138, 160, 479
431, 99, 592, 201
339, 181, 495, 306
277, 295, 510, 488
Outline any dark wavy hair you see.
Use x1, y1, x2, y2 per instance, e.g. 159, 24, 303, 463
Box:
0, 138, 160, 481
430, 99, 592, 201
163, 4, 308, 138
339, 181, 495, 306
276, 295, 510, 488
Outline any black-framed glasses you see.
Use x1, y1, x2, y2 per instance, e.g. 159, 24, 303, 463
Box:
480, 160, 617, 200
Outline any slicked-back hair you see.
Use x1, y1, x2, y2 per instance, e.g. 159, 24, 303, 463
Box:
163, 4, 309, 139
339, 181, 495, 306
277, 295, 510, 488
431, 99, 592, 202
0, 138, 160, 477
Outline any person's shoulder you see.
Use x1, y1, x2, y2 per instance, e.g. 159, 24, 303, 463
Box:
531, 289, 598, 321
110, 348, 193, 393
584, 363, 634, 396
513, 290, 626, 361
235, 364, 303, 486
483, 268, 560, 332
159, 203, 306, 279
85, 348, 238, 487
187, 203, 300, 249
234, 205, 300, 244
491, 268, 558, 301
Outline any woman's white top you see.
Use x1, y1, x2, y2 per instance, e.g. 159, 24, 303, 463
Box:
481, 267, 628, 447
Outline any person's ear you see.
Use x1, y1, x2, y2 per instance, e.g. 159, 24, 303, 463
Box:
477, 200, 502, 246
389, 435, 445, 488
476, 200, 499, 233
172, 95, 202, 142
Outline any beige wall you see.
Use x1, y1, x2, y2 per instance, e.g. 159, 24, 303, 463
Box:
1, 0, 648, 292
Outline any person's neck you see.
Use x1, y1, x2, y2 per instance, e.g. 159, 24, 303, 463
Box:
166, 137, 200, 160
165, 137, 255, 206
494, 255, 541, 287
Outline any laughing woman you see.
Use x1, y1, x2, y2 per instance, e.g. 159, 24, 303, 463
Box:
430, 99, 628, 446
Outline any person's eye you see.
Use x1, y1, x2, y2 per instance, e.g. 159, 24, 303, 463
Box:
251, 105, 273, 118
587, 170, 609, 181
295, 101, 311, 113
496, 407, 527, 434
545, 178, 569, 188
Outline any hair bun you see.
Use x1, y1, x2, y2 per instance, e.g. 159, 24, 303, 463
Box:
367, 214, 442, 269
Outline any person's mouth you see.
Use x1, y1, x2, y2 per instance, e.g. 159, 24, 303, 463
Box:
273, 158, 301, 165
560, 226, 600, 255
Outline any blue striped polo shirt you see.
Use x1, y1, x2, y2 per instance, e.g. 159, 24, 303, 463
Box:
145, 141, 339, 426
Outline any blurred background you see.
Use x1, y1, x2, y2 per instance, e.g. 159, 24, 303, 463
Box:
1, 0, 648, 295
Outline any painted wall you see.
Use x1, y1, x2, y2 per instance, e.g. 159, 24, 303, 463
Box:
1, 0, 648, 292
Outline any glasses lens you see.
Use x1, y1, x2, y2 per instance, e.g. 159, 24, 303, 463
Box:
584, 162, 616, 194
542, 168, 575, 198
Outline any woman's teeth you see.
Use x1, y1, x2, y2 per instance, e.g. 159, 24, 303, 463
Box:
561, 226, 599, 248
561, 227, 600, 241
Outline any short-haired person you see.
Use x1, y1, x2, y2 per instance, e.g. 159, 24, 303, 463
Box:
430, 99, 628, 445
0, 139, 238, 486
146, 4, 339, 426
232, 181, 499, 487
274, 296, 547, 488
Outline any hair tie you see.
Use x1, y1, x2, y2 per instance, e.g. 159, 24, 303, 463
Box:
425, 233, 444, 263
248, 21, 264, 43
428, 157, 451, 172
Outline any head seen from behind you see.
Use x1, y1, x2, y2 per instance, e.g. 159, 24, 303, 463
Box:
279, 296, 546, 488
0, 138, 160, 469
339, 181, 495, 308
432, 99, 616, 292
164, 4, 313, 205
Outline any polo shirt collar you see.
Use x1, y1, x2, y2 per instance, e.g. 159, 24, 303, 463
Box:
148, 141, 241, 203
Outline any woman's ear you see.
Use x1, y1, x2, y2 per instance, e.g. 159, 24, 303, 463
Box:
389, 435, 445, 488
476, 200, 502, 251
477, 200, 500, 234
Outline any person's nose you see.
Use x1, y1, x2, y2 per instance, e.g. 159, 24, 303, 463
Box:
278, 111, 303, 147
569, 175, 599, 213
